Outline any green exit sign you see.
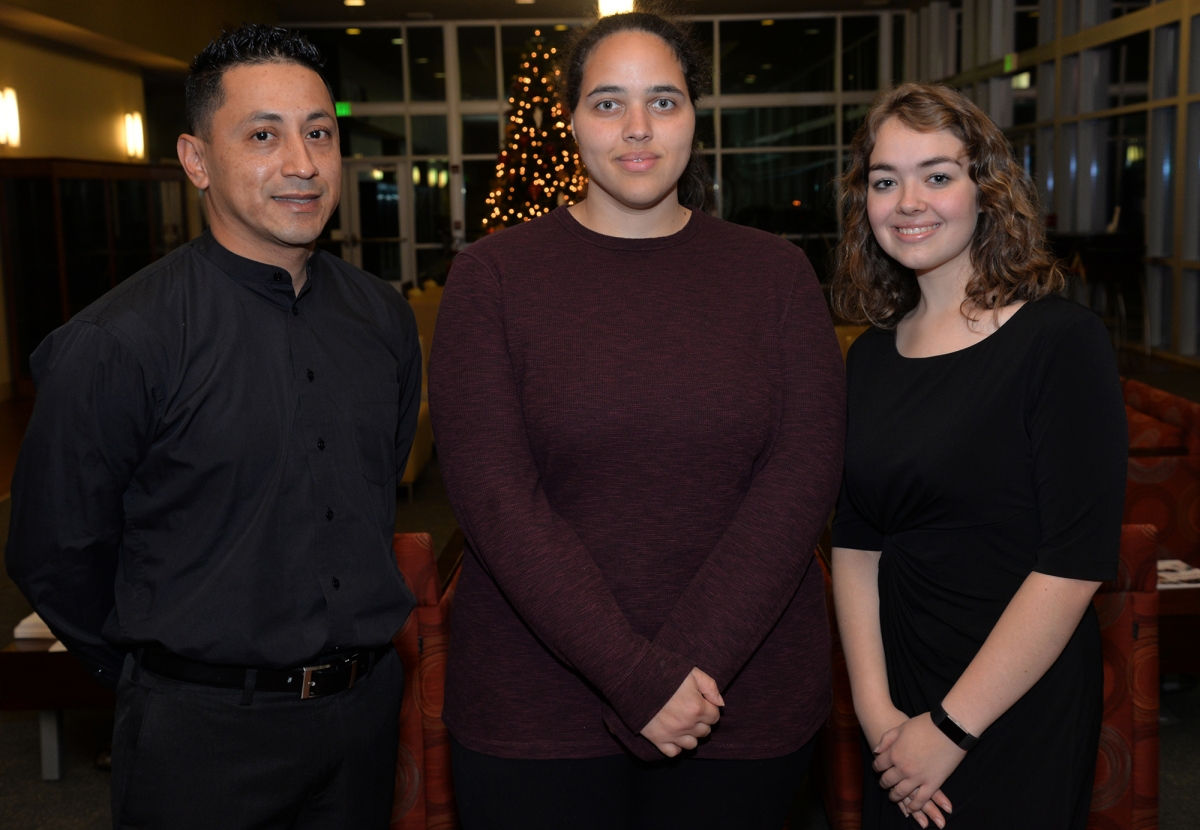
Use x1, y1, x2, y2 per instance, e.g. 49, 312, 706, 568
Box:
335, 101, 352, 117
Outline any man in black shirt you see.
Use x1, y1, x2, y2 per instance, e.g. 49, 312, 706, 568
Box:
6, 25, 419, 829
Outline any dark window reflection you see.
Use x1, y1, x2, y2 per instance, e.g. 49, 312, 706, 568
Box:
721, 152, 838, 234
411, 115, 448, 155
299, 28, 404, 102
459, 26, 498, 100
413, 160, 451, 244
113, 180, 152, 282
357, 168, 400, 240
722, 107, 836, 148
1103, 112, 1147, 237
720, 18, 835, 94
501, 25, 574, 89
1015, 9, 1039, 52
464, 159, 498, 242
3, 178, 61, 377
695, 110, 716, 150
1108, 32, 1150, 108
340, 116, 407, 158
691, 21, 715, 95
462, 114, 501, 155
843, 103, 871, 144
60, 179, 112, 316
893, 15, 906, 83
843, 16, 880, 91
408, 26, 446, 101
417, 248, 454, 286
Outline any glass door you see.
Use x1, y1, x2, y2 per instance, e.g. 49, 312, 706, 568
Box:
339, 161, 413, 290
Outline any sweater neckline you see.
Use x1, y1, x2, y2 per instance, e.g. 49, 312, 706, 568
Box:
552, 203, 706, 251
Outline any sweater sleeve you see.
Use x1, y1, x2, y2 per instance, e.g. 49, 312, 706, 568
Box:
600, 255, 846, 753
428, 251, 696, 744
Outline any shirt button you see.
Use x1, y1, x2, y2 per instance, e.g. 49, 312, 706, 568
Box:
292, 306, 299, 316
331, 577, 340, 589
326, 508, 334, 521
317, 438, 325, 450
307, 369, 314, 382
273, 272, 283, 282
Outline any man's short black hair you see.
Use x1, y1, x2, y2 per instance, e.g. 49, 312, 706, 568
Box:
185, 23, 335, 139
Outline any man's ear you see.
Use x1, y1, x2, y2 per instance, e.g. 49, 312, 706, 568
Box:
177, 133, 210, 191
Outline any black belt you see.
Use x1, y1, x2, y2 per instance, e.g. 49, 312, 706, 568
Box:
140, 645, 392, 699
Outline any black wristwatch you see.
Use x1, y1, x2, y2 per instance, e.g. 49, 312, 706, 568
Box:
931, 701, 980, 751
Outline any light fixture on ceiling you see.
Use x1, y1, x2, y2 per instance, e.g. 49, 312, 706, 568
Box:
599, 0, 633, 14
344, 0, 365, 6
516, 0, 535, 4
0, 88, 19, 148
124, 112, 144, 159
346, 28, 362, 35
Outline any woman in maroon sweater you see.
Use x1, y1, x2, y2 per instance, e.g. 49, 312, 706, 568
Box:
428, 11, 845, 829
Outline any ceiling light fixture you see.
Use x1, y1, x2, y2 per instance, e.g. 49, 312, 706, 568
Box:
344, 0, 365, 6
346, 28, 362, 35
599, 0, 633, 14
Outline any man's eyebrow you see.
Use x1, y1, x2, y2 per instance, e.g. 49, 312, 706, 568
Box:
244, 111, 284, 124
585, 84, 624, 98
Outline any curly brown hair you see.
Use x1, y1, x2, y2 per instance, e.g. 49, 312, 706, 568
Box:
831, 83, 1062, 328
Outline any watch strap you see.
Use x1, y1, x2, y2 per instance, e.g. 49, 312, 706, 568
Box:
931, 701, 980, 750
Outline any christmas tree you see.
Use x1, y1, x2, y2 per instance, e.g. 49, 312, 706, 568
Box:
483, 32, 585, 232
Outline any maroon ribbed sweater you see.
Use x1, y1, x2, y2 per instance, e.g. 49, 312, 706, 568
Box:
428, 207, 846, 761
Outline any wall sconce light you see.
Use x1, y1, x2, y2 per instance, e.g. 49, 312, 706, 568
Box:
0, 88, 20, 148
124, 112, 145, 159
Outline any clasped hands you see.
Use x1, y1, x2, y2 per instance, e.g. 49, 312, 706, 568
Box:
640, 667, 724, 758
871, 710, 964, 829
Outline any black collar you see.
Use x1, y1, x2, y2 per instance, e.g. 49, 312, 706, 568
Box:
193, 230, 317, 309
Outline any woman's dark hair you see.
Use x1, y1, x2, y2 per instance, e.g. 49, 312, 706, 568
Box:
832, 83, 1063, 328
186, 24, 333, 139
561, 8, 714, 211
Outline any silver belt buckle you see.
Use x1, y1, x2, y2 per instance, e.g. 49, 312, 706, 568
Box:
300, 663, 332, 699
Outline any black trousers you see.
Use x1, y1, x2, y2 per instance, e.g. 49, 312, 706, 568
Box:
450, 733, 816, 830
111, 648, 403, 830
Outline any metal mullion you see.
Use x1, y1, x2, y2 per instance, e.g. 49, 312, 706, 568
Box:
445, 23, 465, 248
1171, 1, 1190, 352
712, 19, 722, 218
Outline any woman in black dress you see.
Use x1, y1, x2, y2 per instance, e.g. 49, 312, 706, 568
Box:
829, 84, 1127, 830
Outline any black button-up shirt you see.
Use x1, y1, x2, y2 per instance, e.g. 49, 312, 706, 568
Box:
6, 231, 420, 688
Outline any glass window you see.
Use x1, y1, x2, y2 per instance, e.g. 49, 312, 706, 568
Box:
1192, 16, 1200, 93
1060, 54, 1079, 117
340, 116, 407, 158
1145, 264, 1173, 348
302, 28, 404, 102
1036, 126, 1054, 223
1146, 106, 1175, 258
501, 26, 574, 90
1013, 66, 1037, 125
721, 152, 838, 234
417, 248, 455, 286
413, 160, 452, 244
2, 178, 61, 377
892, 14, 906, 84
722, 107, 836, 148
1152, 24, 1179, 99
408, 26, 446, 101
462, 114, 501, 155
1184, 103, 1200, 261
1182, 269, 1199, 356
464, 159, 498, 242
411, 115, 448, 155
720, 18, 835, 94
1015, 7, 1039, 52
843, 16, 880, 91
1108, 32, 1151, 109
691, 22, 715, 95
459, 26, 498, 100
843, 103, 871, 144
695, 110, 715, 150
356, 168, 402, 283
1102, 111, 1147, 238
1036, 61, 1056, 122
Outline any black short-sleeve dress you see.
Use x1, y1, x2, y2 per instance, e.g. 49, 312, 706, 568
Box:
831, 296, 1127, 829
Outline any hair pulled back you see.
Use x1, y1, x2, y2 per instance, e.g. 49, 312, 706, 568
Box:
832, 83, 1063, 328
562, 8, 713, 211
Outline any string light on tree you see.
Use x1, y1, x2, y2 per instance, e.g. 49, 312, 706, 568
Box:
483, 30, 585, 232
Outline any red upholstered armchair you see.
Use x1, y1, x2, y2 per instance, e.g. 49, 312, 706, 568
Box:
815, 524, 1160, 830
1123, 378, 1200, 567
390, 532, 462, 830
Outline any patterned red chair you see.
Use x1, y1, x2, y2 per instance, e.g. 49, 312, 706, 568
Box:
1123, 379, 1200, 567
390, 532, 462, 830
815, 525, 1160, 830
